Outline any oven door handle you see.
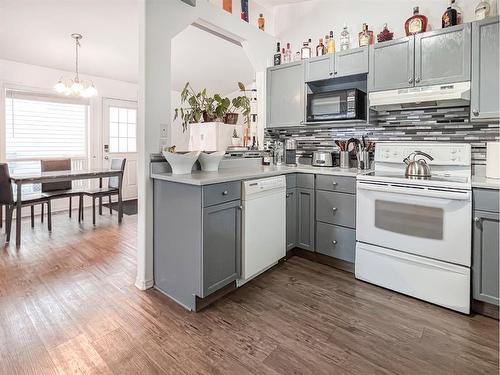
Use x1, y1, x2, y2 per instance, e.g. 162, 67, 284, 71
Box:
357, 182, 471, 201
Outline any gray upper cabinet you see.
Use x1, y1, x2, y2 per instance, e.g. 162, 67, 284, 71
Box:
473, 209, 499, 306
414, 23, 471, 86
266, 62, 305, 128
297, 187, 315, 251
305, 55, 332, 82
202, 200, 241, 297
369, 36, 415, 92
335, 46, 369, 78
471, 17, 500, 120
286, 188, 297, 251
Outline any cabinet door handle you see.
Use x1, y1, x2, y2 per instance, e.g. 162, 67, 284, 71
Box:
329, 72, 333, 76
474, 216, 481, 223
238, 205, 243, 210
408, 78, 413, 84
222, 190, 228, 196
473, 109, 479, 117
332, 240, 337, 245
415, 77, 421, 83
332, 207, 338, 212
334, 71, 338, 75
332, 182, 338, 186
286, 193, 290, 198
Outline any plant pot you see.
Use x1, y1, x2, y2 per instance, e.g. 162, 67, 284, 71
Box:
161, 151, 201, 174
202, 111, 217, 123
231, 137, 240, 146
199, 151, 225, 172
224, 113, 239, 125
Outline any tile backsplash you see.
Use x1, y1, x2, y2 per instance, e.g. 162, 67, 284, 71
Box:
265, 107, 500, 166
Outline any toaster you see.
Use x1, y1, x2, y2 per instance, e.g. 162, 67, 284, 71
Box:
312, 151, 333, 167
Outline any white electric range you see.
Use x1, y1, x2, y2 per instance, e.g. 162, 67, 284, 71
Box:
355, 142, 472, 314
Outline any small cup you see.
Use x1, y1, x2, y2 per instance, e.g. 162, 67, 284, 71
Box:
358, 151, 370, 170
339, 151, 350, 169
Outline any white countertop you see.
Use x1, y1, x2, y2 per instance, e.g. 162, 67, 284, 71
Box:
151, 165, 367, 186
472, 175, 500, 190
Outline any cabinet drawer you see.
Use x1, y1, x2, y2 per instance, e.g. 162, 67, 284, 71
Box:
316, 174, 356, 194
316, 190, 356, 228
286, 173, 297, 188
297, 173, 314, 189
203, 181, 241, 207
316, 222, 356, 263
474, 188, 500, 213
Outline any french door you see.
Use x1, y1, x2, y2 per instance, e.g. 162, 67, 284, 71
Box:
102, 98, 138, 200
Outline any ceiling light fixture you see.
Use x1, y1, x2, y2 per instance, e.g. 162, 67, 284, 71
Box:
54, 33, 97, 98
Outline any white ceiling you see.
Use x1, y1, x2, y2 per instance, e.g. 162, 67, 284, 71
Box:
171, 25, 254, 95
0, 0, 139, 83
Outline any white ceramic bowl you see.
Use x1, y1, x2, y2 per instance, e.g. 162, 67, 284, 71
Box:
161, 150, 201, 174
198, 151, 225, 172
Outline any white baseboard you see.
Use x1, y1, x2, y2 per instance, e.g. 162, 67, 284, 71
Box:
135, 277, 154, 290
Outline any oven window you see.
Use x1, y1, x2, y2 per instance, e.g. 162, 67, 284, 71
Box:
374, 200, 444, 239
312, 96, 341, 115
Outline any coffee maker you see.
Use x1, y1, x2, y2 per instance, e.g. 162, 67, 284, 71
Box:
284, 139, 297, 166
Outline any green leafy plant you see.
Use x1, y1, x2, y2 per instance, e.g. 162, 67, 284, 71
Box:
173, 82, 205, 132
232, 128, 238, 138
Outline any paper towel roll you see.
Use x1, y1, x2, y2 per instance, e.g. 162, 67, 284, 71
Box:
486, 142, 500, 179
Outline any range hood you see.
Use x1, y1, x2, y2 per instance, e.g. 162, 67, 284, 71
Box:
369, 81, 470, 111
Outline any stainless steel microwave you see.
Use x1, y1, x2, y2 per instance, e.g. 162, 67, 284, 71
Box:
306, 88, 366, 122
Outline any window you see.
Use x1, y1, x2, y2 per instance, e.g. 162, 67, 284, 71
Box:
109, 106, 136, 153
5, 90, 89, 160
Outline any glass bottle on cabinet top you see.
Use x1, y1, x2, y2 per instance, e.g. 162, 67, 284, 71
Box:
451, 0, 463, 24
283, 43, 292, 64
273, 42, 281, 66
442, 4, 458, 28
301, 40, 312, 59
475, 0, 491, 20
327, 30, 336, 53
258, 13, 265, 31
223, 0, 232, 13
340, 24, 350, 51
316, 38, 325, 56
405, 6, 428, 35
358, 23, 373, 47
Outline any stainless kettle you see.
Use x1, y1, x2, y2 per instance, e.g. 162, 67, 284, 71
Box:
403, 151, 434, 177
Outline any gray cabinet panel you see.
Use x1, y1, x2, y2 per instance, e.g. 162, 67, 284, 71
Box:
369, 36, 414, 92
415, 24, 471, 86
266, 62, 305, 128
203, 181, 241, 207
473, 188, 500, 213
297, 188, 315, 251
297, 173, 315, 189
473, 210, 499, 305
471, 17, 500, 120
315, 175, 356, 194
286, 188, 297, 251
286, 173, 297, 188
316, 222, 356, 263
202, 200, 241, 297
305, 55, 332, 82
335, 46, 369, 78
316, 190, 356, 228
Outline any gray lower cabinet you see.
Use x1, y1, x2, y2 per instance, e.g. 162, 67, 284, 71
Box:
202, 200, 241, 297
471, 17, 500, 121
473, 188, 500, 306
316, 222, 356, 263
286, 188, 297, 251
334, 46, 368, 78
414, 23, 471, 86
297, 187, 315, 251
266, 61, 305, 128
369, 36, 415, 92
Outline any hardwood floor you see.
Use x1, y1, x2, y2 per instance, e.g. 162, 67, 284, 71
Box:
0, 210, 498, 375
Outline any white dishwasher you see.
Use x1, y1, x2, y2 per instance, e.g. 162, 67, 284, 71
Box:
238, 175, 286, 286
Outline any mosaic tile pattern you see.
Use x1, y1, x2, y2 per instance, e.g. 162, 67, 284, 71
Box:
265, 107, 500, 165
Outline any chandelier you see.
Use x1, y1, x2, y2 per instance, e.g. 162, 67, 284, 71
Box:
54, 33, 97, 98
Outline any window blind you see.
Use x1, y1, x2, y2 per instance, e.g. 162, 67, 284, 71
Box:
5, 90, 89, 160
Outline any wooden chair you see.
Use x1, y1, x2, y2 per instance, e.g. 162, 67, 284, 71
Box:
0, 163, 51, 242
83, 158, 126, 225
40, 159, 84, 222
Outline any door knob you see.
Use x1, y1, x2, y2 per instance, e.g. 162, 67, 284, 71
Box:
104, 156, 109, 160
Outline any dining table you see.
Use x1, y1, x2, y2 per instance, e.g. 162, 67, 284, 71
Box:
9, 168, 123, 247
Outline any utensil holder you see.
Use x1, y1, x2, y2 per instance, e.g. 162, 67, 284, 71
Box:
339, 151, 350, 169
357, 151, 370, 170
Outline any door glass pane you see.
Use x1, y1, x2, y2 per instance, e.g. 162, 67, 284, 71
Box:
119, 138, 127, 152
127, 109, 136, 123
110, 122, 119, 137
374, 200, 443, 239
127, 138, 136, 153
108, 105, 137, 153
127, 123, 136, 138
110, 137, 119, 152
110, 107, 119, 122
119, 122, 128, 138
118, 108, 128, 123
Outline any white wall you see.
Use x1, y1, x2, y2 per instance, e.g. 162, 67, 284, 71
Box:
274, 0, 498, 54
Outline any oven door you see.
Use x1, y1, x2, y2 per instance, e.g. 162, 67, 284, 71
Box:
306, 91, 347, 121
356, 181, 472, 266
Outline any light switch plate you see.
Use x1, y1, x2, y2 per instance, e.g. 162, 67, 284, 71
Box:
160, 124, 168, 138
